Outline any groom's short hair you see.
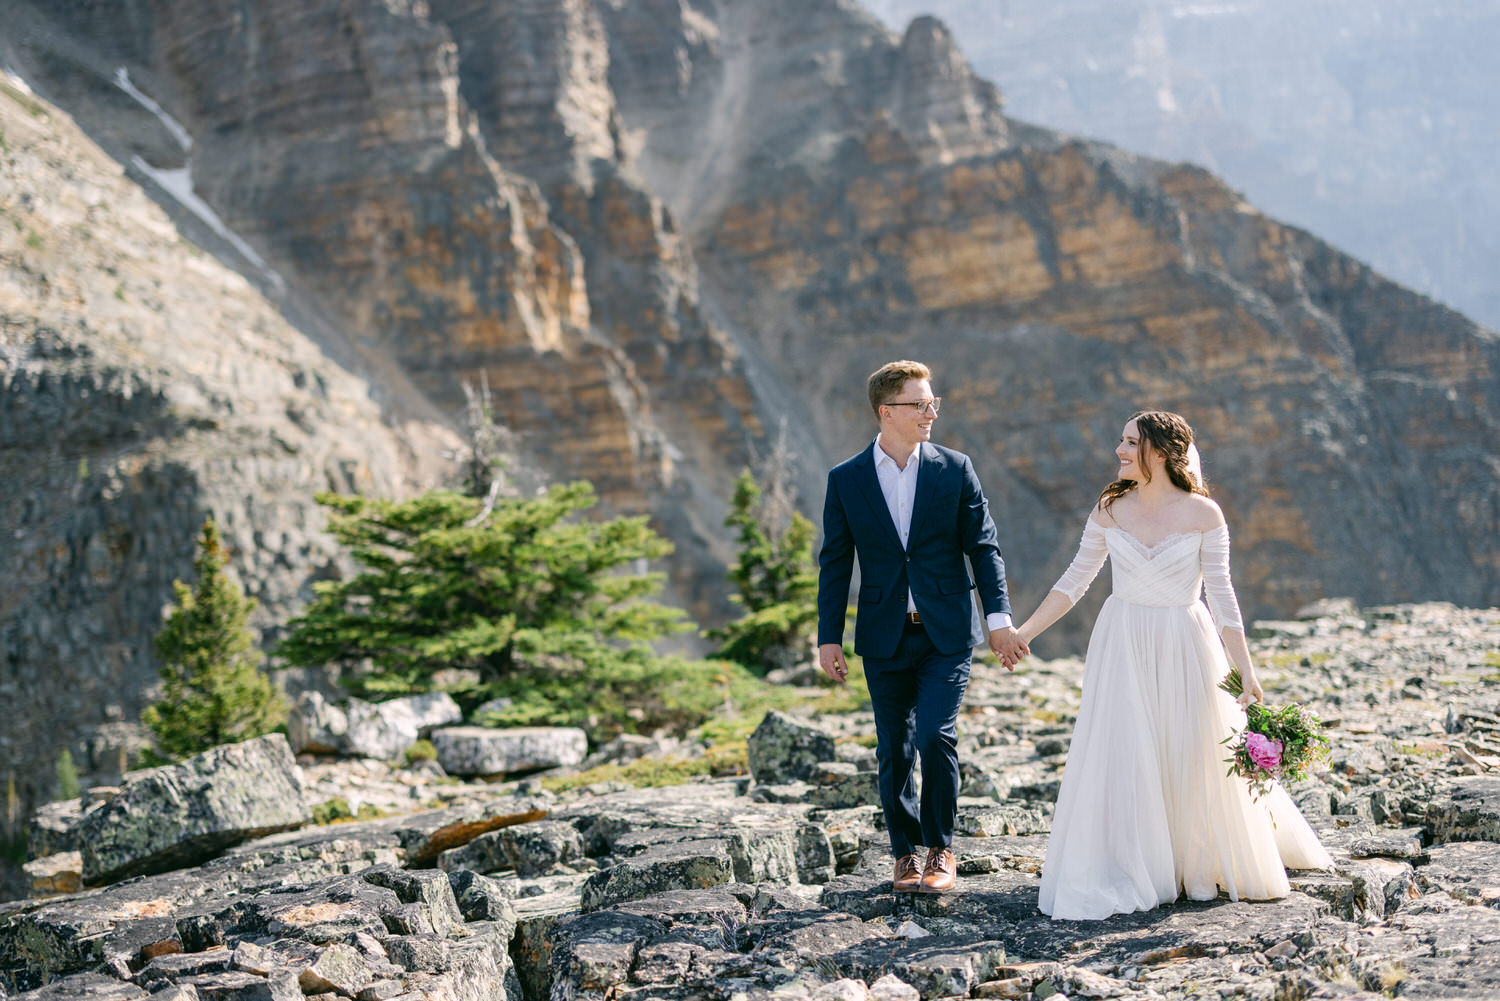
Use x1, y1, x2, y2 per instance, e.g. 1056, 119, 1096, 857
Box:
868, 360, 932, 417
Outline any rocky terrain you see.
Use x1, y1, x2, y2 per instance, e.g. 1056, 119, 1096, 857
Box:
4, 600, 1499, 1000
3, 0, 1499, 892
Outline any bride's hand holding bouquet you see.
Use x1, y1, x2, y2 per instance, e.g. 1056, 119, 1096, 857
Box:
1231, 663, 1264, 709
1218, 666, 1329, 800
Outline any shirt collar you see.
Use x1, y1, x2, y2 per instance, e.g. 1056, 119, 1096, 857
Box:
874, 435, 922, 470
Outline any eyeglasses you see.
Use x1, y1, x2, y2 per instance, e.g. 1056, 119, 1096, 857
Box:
884, 397, 942, 415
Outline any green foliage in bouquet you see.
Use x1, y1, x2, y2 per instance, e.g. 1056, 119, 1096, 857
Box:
144, 518, 287, 761
708, 468, 819, 673
277, 482, 686, 694
1218, 666, 1330, 799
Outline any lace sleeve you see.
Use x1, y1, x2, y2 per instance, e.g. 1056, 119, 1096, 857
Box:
1051, 519, 1110, 607
1200, 523, 1245, 634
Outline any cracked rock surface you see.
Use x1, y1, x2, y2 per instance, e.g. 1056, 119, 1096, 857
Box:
5, 602, 1500, 999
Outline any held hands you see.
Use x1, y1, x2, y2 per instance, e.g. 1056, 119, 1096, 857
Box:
989, 626, 1029, 672
822, 628, 1030, 681
819, 643, 848, 684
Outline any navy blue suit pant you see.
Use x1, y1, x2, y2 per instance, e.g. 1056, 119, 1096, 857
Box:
862, 621, 971, 857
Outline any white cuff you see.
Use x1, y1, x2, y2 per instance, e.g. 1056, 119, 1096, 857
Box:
985, 612, 1013, 632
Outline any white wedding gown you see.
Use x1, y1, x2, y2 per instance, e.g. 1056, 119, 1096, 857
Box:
1037, 520, 1333, 921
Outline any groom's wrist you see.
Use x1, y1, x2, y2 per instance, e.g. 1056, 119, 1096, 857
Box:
985, 612, 1013, 631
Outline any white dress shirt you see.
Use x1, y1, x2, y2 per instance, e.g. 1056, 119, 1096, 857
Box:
873, 435, 1012, 632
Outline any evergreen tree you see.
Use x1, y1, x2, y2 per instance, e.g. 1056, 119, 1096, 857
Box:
277, 482, 686, 692
710, 468, 819, 671
4, 772, 15, 832
54, 748, 80, 802
2, 772, 22, 865
143, 518, 286, 760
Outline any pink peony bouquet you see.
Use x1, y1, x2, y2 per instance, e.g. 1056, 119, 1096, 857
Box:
1219, 667, 1329, 800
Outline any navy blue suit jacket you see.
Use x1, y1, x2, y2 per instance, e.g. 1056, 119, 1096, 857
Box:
817, 441, 1010, 659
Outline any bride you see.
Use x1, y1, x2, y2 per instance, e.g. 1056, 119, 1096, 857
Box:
1016, 410, 1332, 921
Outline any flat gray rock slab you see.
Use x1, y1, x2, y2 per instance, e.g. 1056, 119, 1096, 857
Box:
836, 937, 1009, 1000
343, 692, 464, 760
177, 970, 306, 1001
286, 691, 349, 755
77, 735, 309, 886
805, 762, 881, 809
25, 800, 84, 859
431, 726, 587, 776
438, 819, 585, 877
747, 710, 836, 784
1350, 894, 1500, 998
0, 836, 412, 993
581, 840, 735, 911
1416, 841, 1500, 907
9, 972, 148, 1000
0, 855, 522, 1000
1440, 775, 1500, 841
955, 800, 1052, 837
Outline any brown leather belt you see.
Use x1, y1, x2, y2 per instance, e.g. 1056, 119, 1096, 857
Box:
905, 611, 922, 625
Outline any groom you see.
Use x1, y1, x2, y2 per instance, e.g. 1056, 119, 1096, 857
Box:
817, 360, 1026, 893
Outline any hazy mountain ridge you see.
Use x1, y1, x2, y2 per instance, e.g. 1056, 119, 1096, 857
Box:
861, 0, 1500, 332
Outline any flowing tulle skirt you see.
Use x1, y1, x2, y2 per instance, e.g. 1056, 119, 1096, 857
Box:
1038, 596, 1332, 921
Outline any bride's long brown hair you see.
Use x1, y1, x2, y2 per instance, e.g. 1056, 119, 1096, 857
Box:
1098, 410, 1210, 512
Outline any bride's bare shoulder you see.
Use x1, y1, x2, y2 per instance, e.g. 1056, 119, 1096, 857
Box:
1089, 497, 1122, 528
1184, 494, 1227, 532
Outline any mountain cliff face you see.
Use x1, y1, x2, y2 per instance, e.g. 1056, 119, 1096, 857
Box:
0, 69, 456, 822
2, 0, 1497, 819
592, 2, 1500, 630
861, 0, 1500, 336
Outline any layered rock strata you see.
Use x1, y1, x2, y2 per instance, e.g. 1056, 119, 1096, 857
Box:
610, 7, 1500, 651
6, 0, 767, 577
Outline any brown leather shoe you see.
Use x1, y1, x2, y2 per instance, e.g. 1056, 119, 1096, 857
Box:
893, 852, 924, 892
919, 846, 957, 893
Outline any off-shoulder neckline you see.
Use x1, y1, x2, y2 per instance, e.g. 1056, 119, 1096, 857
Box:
1090, 522, 1227, 555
